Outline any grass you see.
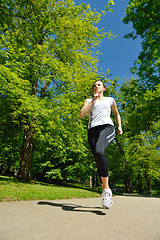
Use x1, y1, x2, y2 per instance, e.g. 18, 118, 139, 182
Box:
0, 176, 101, 202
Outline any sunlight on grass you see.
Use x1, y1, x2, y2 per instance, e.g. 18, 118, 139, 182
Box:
0, 177, 100, 202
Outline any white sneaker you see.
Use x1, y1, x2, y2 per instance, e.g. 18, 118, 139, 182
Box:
102, 189, 113, 209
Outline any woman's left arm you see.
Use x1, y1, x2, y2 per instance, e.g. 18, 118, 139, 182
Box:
111, 100, 123, 135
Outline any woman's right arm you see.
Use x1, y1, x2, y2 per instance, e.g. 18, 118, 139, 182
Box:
80, 100, 93, 118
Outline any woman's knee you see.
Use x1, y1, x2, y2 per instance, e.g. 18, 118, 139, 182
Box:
95, 150, 105, 159
95, 146, 105, 156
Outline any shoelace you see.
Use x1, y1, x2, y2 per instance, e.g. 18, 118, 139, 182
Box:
102, 191, 111, 198
102, 192, 112, 200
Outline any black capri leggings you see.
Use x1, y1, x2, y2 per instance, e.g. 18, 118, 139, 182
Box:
88, 124, 115, 180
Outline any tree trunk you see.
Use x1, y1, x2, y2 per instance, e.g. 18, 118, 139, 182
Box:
18, 125, 34, 182
124, 174, 133, 193
89, 176, 92, 188
124, 158, 133, 193
145, 165, 152, 195
115, 137, 133, 193
92, 175, 96, 189
138, 174, 143, 194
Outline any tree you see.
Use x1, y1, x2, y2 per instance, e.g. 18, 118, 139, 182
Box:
118, 77, 160, 193
119, 0, 160, 193
0, 0, 114, 181
123, 0, 160, 89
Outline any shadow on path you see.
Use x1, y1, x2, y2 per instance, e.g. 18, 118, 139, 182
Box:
37, 201, 106, 216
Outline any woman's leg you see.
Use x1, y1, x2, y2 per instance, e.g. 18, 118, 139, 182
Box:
101, 176, 109, 190
88, 124, 115, 189
88, 125, 115, 208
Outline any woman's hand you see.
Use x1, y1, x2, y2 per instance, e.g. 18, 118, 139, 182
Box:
111, 100, 123, 136
80, 100, 94, 118
118, 127, 123, 135
92, 93, 99, 102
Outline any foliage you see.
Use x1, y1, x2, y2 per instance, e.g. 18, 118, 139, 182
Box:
0, 0, 159, 195
0, 0, 114, 182
116, 0, 160, 193
123, 0, 160, 89
118, 77, 160, 193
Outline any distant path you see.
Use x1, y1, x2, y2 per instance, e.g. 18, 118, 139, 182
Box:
0, 195, 160, 240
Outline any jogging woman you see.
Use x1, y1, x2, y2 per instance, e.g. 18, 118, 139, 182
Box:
80, 80, 123, 209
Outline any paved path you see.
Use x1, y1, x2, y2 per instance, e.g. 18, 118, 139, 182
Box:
0, 195, 160, 240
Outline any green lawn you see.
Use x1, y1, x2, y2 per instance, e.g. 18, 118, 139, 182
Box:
0, 176, 101, 202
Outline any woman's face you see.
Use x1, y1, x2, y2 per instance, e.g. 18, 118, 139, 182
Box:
93, 81, 106, 93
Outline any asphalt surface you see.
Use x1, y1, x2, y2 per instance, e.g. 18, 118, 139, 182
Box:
0, 195, 160, 240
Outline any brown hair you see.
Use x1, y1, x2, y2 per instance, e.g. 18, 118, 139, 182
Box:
92, 80, 106, 92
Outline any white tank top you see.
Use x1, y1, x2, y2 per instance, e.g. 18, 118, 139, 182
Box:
86, 97, 114, 129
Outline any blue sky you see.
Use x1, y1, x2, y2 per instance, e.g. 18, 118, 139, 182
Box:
74, 0, 142, 84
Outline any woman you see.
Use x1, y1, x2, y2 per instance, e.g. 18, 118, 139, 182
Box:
80, 80, 123, 209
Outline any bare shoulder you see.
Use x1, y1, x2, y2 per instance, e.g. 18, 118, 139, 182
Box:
111, 99, 117, 107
